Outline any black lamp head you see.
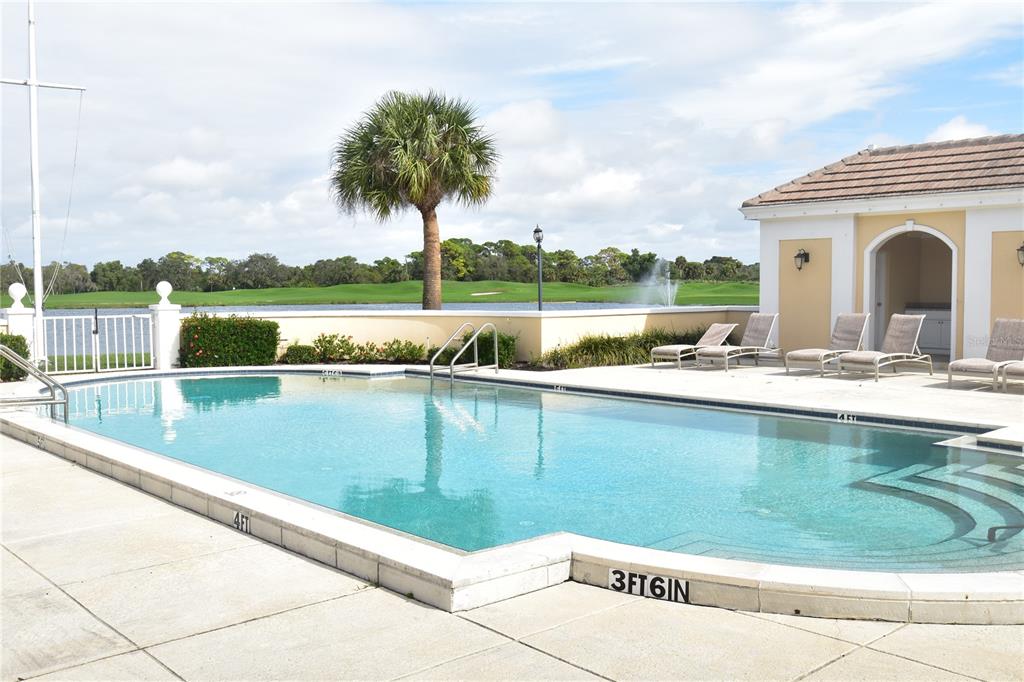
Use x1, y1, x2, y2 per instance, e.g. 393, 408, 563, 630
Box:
794, 248, 810, 271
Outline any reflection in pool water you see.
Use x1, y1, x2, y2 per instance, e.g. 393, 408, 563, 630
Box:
66, 374, 1024, 572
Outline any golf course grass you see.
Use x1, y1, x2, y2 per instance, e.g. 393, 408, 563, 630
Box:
2, 280, 758, 308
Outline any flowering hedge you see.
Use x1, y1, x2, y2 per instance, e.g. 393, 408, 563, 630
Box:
179, 314, 279, 367
284, 333, 425, 364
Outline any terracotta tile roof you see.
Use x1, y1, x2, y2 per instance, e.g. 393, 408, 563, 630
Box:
742, 134, 1024, 207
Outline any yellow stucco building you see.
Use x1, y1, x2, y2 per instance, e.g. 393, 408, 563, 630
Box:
741, 135, 1024, 361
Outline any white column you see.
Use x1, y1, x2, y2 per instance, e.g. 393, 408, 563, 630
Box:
4, 283, 36, 349
149, 281, 181, 371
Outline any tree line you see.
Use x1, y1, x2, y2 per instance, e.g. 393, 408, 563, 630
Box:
0, 240, 758, 295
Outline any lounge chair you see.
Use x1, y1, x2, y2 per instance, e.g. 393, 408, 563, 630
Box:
1000, 361, 1024, 392
785, 313, 870, 376
650, 322, 737, 368
946, 318, 1024, 390
695, 313, 779, 371
837, 314, 933, 381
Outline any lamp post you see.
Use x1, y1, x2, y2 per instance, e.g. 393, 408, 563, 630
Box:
533, 225, 544, 311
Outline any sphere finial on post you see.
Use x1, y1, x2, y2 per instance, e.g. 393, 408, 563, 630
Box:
8, 282, 27, 309
155, 281, 173, 306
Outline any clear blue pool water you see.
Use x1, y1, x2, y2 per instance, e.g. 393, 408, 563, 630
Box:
66, 374, 1024, 572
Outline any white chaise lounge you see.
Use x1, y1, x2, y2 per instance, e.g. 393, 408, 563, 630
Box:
1001, 361, 1024, 392
785, 313, 870, 376
946, 318, 1024, 390
837, 314, 933, 381
694, 313, 779, 372
650, 322, 737, 369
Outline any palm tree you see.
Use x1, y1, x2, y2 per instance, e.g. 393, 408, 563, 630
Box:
330, 91, 498, 309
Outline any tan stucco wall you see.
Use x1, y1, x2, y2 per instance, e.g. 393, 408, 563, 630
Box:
877, 234, 952, 321
225, 308, 756, 362
991, 230, 1024, 323
538, 311, 746, 356
778, 237, 831, 351
919, 237, 953, 303
855, 211, 965, 355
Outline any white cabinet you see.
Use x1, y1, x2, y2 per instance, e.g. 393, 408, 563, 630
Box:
905, 307, 951, 355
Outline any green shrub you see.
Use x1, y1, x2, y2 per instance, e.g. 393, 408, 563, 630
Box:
429, 330, 517, 368
306, 333, 425, 364
0, 333, 30, 382
540, 327, 707, 369
279, 343, 318, 364
312, 333, 356, 363
379, 339, 426, 363
179, 314, 280, 367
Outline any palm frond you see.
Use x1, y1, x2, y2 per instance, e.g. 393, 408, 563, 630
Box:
330, 90, 499, 221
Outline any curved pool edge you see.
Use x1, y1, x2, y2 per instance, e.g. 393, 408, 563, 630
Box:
3, 400, 1022, 625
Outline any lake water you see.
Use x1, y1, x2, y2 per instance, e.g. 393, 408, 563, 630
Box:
14, 302, 677, 318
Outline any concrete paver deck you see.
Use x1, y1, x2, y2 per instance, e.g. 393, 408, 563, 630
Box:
2, 435, 1022, 681
494, 363, 1024, 432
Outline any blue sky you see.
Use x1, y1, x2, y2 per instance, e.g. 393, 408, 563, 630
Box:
1, 1, 1021, 270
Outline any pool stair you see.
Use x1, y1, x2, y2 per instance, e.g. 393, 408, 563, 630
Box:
938, 426, 1024, 456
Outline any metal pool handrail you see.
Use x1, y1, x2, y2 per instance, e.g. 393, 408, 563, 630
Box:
988, 525, 1024, 542
429, 322, 477, 385
428, 321, 500, 387
0, 343, 69, 423
448, 322, 500, 383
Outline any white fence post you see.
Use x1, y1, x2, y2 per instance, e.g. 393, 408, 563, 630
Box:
4, 283, 37, 355
149, 281, 181, 371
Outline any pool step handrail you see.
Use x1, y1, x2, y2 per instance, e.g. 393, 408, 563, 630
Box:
987, 525, 1024, 542
447, 322, 500, 383
429, 321, 500, 387
0, 343, 69, 423
429, 322, 477, 385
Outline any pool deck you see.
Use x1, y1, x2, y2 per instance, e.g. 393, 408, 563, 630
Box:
4, 435, 1022, 681
470, 362, 1024, 436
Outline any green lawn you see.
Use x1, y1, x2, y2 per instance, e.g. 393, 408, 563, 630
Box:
46, 353, 152, 372
2, 280, 758, 308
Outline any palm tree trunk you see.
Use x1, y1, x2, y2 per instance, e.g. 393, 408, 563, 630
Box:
421, 207, 442, 310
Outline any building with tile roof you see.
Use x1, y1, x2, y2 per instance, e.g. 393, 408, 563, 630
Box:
740, 135, 1024, 361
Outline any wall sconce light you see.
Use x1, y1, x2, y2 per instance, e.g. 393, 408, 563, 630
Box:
794, 249, 810, 271
1017, 242, 1024, 267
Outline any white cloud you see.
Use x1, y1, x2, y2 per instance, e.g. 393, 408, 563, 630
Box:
142, 157, 233, 189
925, 116, 996, 143
0, 1, 1019, 271
486, 100, 564, 147
521, 56, 650, 77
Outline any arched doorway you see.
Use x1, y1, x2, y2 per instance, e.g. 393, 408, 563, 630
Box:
863, 221, 957, 361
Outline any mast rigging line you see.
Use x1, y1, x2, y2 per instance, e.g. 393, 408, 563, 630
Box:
43, 89, 85, 302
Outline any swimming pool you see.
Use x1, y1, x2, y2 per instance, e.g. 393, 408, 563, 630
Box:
65, 373, 1024, 573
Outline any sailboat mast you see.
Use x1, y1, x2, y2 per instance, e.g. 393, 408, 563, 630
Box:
27, 0, 45, 361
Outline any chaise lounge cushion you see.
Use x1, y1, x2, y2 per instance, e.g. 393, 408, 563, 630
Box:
652, 344, 698, 354
697, 345, 739, 359
830, 313, 870, 351
1004, 362, 1024, 378
985, 319, 1024, 362
785, 348, 831, 362
948, 357, 1004, 375
837, 350, 888, 365
651, 323, 736, 357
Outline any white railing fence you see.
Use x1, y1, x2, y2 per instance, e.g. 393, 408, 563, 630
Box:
43, 312, 154, 374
